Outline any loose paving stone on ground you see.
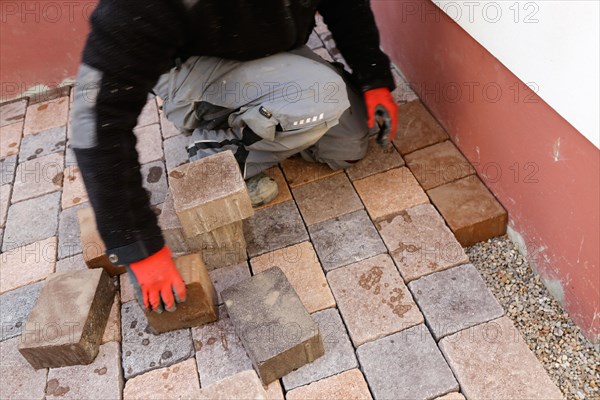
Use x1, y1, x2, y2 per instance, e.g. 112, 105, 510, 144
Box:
255, 166, 292, 210
376, 204, 469, 282
134, 123, 163, 164
123, 358, 200, 400
61, 165, 88, 209
0, 281, 43, 341
164, 133, 190, 171
23, 96, 69, 136
0, 121, 23, 158
251, 241, 336, 314
12, 151, 64, 203
439, 316, 564, 399
0, 183, 11, 228
357, 324, 458, 400
244, 200, 308, 257
282, 307, 358, 390
58, 202, 87, 259
345, 137, 405, 181
393, 100, 449, 155
286, 369, 373, 400
184, 370, 268, 399
409, 263, 505, 340
121, 301, 195, 379
327, 253, 423, 346
208, 262, 251, 305
0, 236, 57, 293
280, 155, 342, 188
45, 341, 122, 400
18, 126, 66, 163
309, 210, 386, 271
140, 160, 168, 206
0, 336, 47, 400
0, 99, 27, 127
292, 173, 363, 226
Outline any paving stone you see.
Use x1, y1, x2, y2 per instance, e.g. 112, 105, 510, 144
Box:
0, 281, 43, 341
191, 220, 247, 269
312, 47, 334, 62
292, 173, 363, 226
192, 306, 254, 386
244, 200, 308, 257
137, 96, 159, 127
357, 324, 458, 400
346, 136, 405, 181
184, 370, 268, 399
123, 358, 200, 400
102, 293, 121, 344
23, 96, 69, 136
55, 252, 85, 273
222, 267, 324, 384
0, 121, 23, 158
286, 369, 372, 400
45, 341, 122, 400
170, 151, 253, 236
61, 165, 88, 209
307, 31, 323, 49
308, 210, 386, 272
19, 269, 115, 369
0, 336, 47, 400
409, 264, 504, 340
12, 151, 64, 203
120, 272, 136, 304
376, 204, 469, 282
404, 140, 475, 190
18, 126, 66, 163
0, 236, 57, 293
146, 253, 218, 334
160, 110, 181, 139
251, 241, 335, 313
1, 191, 60, 251
134, 123, 163, 164
393, 100, 449, 155
164, 133, 190, 171
428, 175, 507, 246
141, 160, 168, 206
282, 308, 357, 390
0, 183, 11, 228
435, 393, 466, 400
255, 166, 292, 210
353, 167, 429, 222
58, 203, 87, 260
264, 380, 285, 400
121, 300, 195, 379
391, 67, 418, 104
280, 155, 342, 188
0, 154, 17, 186
439, 316, 564, 399
0, 98, 27, 127
207, 262, 250, 305
327, 254, 423, 346
158, 192, 189, 253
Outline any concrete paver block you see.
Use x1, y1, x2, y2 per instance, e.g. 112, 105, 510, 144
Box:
280, 155, 342, 188
428, 175, 507, 246
0, 281, 43, 341
357, 324, 458, 400
0, 236, 57, 294
19, 269, 115, 369
140, 160, 168, 206
0, 336, 47, 400
137, 96, 159, 128
0, 154, 17, 186
158, 192, 189, 254
182, 370, 268, 400
23, 97, 69, 136
0, 121, 23, 158
439, 316, 564, 399
393, 100, 449, 155
0, 184, 11, 228
170, 151, 253, 236
146, 253, 217, 334
346, 137, 405, 181
164, 133, 190, 172
222, 267, 324, 384
208, 262, 251, 305
190, 220, 247, 269
61, 165, 88, 209
134, 124, 163, 164
436, 393, 466, 400
55, 253, 85, 273
286, 369, 372, 400
123, 358, 200, 400
102, 293, 121, 344
18, 126, 66, 163
12, 151, 64, 203
58, 203, 87, 260
0, 99, 27, 127
160, 110, 181, 139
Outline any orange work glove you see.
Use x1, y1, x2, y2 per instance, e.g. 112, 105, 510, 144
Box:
128, 246, 187, 313
364, 87, 398, 146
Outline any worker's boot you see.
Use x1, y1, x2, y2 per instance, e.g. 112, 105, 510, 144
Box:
246, 172, 279, 207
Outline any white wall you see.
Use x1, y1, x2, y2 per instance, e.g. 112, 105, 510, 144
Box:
434, 0, 599, 148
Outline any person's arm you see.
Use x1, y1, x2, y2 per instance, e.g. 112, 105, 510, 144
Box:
71, 0, 186, 311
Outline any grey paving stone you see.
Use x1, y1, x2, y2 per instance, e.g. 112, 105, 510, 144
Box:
12, 151, 64, 203
121, 301, 195, 379
0, 281, 43, 341
2, 191, 60, 251
356, 324, 458, 400
164, 133, 190, 172
57, 203, 88, 259
55, 252, 86, 273
208, 262, 251, 305
18, 126, 66, 163
309, 210, 386, 271
0, 184, 11, 228
408, 264, 504, 340
140, 160, 168, 206
1, 155, 18, 186
191, 306, 253, 386
0, 99, 27, 127
243, 200, 308, 257
282, 308, 358, 390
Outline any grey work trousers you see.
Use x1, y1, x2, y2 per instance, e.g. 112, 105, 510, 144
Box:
154, 46, 369, 178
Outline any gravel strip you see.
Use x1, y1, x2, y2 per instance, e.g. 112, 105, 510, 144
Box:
467, 236, 599, 400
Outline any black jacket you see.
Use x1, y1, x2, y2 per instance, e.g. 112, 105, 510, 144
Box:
72, 0, 395, 264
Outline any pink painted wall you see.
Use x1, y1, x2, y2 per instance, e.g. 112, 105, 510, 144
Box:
372, 0, 599, 342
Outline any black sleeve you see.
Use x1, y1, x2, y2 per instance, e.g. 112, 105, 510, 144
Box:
317, 0, 395, 92
71, 0, 184, 264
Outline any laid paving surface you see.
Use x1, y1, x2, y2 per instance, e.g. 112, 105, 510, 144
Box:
0, 22, 567, 400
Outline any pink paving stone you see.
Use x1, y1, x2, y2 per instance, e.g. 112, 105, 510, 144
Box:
137, 96, 160, 128
23, 97, 70, 136
250, 241, 336, 313
12, 151, 64, 203
134, 123, 163, 164
0, 184, 11, 228
45, 342, 123, 400
160, 110, 181, 139
392, 100, 449, 155
0, 236, 57, 293
255, 166, 293, 210
376, 204, 469, 282
280, 155, 342, 188
353, 167, 429, 222
292, 173, 363, 226
123, 358, 200, 400
0, 336, 47, 400
208, 261, 251, 305
0, 99, 27, 127
326, 253, 423, 346
346, 137, 405, 181
182, 370, 268, 399
435, 393, 466, 400
439, 316, 564, 399
286, 369, 373, 400
61, 165, 88, 209
0, 121, 23, 158
101, 293, 121, 344
264, 380, 285, 400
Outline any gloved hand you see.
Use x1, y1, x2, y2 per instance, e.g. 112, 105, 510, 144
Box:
128, 246, 187, 313
364, 88, 398, 147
